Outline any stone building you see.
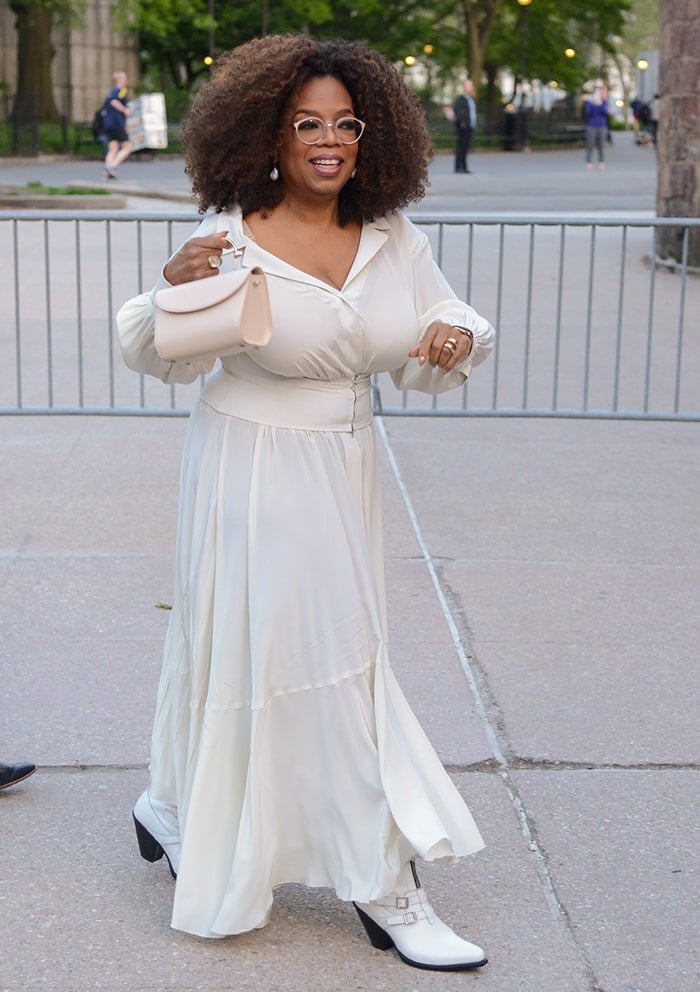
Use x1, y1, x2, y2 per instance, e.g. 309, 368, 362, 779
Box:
0, 0, 138, 124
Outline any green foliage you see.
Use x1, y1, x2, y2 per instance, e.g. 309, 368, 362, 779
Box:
116, 0, 633, 104
117, 0, 464, 92
159, 94, 189, 133
7, 0, 88, 29
24, 181, 108, 194
489, 0, 632, 92
2, 120, 54, 154
617, 0, 660, 62
620, 0, 660, 51
114, 0, 205, 36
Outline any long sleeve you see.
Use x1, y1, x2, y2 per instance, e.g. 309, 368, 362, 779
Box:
115, 215, 220, 384
390, 220, 495, 394
584, 99, 608, 128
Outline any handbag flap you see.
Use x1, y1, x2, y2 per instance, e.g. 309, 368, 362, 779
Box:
155, 266, 261, 314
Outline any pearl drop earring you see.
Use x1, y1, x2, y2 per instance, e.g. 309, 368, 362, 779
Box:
270, 165, 279, 181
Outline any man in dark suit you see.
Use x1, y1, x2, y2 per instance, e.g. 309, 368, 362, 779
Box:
453, 79, 477, 173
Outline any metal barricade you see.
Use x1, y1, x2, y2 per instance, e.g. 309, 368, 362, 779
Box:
1, 210, 698, 421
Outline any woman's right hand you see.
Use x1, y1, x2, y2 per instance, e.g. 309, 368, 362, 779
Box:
163, 231, 233, 285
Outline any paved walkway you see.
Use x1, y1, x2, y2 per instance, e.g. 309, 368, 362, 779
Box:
0, 130, 657, 214
1, 141, 697, 992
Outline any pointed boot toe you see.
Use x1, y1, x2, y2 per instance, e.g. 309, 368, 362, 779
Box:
354, 869, 487, 972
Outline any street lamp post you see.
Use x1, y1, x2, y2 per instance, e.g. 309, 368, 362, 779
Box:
636, 59, 649, 102
208, 0, 216, 60
516, 0, 532, 150
422, 43, 435, 102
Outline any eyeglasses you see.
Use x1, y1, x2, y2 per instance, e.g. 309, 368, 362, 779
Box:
291, 116, 366, 145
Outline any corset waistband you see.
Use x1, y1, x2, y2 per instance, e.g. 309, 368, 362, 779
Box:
200, 367, 373, 432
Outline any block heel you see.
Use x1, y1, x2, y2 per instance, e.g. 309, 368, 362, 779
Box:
132, 791, 180, 878
353, 869, 488, 972
133, 813, 165, 864
353, 904, 394, 951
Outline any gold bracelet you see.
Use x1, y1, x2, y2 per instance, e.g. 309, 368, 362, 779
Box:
452, 325, 474, 356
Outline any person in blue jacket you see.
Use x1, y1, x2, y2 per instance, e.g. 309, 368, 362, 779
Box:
583, 85, 609, 169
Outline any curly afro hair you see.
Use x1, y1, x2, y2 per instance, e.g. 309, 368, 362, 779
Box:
182, 34, 433, 225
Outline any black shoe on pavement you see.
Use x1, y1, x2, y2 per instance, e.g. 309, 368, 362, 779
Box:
0, 762, 37, 790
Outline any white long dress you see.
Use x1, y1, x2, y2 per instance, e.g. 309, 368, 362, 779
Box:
117, 207, 495, 938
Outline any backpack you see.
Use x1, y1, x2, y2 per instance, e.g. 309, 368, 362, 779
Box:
639, 102, 651, 126
91, 107, 106, 140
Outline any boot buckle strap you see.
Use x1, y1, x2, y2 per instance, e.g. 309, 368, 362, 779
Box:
395, 896, 410, 910
385, 908, 424, 926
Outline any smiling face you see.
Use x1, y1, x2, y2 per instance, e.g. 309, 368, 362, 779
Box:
277, 75, 360, 206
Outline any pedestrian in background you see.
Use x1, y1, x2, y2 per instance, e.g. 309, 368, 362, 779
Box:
102, 71, 133, 180
584, 84, 609, 169
630, 96, 643, 143
452, 79, 477, 173
647, 93, 660, 145
117, 33, 494, 971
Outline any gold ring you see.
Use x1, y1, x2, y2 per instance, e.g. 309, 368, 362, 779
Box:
207, 254, 222, 269
442, 337, 458, 354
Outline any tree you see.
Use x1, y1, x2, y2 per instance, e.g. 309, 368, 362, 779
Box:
656, 0, 700, 265
115, 0, 215, 92
455, 0, 506, 100
9, 0, 86, 125
617, 0, 660, 57
482, 0, 630, 91
608, 0, 659, 121
116, 0, 442, 93
119, 0, 633, 110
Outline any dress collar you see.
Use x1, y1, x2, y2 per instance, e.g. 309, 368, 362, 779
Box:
216, 207, 390, 293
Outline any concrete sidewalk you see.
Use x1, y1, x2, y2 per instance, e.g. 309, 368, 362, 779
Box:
0, 133, 657, 214
1, 413, 697, 992
1, 141, 697, 992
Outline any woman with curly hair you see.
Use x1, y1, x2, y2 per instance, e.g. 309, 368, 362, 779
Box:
117, 34, 494, 970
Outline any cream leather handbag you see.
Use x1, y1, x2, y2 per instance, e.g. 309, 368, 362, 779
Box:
154, 266, 273, 362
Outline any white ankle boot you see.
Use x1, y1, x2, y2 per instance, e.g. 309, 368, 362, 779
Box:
132, 790, 181, 878
354, 863, 487, 971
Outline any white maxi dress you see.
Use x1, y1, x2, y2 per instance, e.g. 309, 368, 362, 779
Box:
117, 207, 495, 938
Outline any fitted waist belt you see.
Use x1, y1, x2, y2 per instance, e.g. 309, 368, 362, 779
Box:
200, 367, 373, 432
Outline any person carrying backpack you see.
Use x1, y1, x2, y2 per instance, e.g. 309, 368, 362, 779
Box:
645, 95, 659, 145
91, 106, 108, 155
102, 71, 133, 180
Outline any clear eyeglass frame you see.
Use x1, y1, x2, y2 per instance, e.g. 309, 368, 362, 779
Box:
291, 116, 366, 145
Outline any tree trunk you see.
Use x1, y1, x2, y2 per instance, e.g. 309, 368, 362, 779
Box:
459, 0, 506, 97
484, 63, 503, 135
9, 0, 60, 125
656, 0, 700, 266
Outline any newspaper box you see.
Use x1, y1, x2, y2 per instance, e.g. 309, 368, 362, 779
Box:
127, 93, 168, 151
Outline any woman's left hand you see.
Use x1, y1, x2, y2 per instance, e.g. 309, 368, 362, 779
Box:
408, 320, 474, 374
